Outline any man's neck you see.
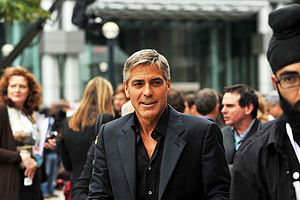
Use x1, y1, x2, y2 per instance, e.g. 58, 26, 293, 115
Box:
233, 118, 254, 136
137, 116, 159, 137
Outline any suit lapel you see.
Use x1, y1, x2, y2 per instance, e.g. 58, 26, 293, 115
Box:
244, 119, 261, 141
227, 130, 236, 163
158, 108, 186, 200
118, 116, 136, 198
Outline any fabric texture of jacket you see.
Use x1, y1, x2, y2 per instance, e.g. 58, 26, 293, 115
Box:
88, 105, 231, 200
231, 114, 296, 200
221, 119, 261, 173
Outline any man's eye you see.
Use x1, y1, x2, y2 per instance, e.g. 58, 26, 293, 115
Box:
133, 82, 143, 87
151, 80, 162, 85
282, 76, 297, 83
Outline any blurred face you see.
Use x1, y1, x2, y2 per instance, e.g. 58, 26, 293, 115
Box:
7, 75, 29, 109
265, 102, 282, 118
124, 64, 170, 124
272, 62, 300, 111
221, 92, 251, 127
113, 92, 127, 112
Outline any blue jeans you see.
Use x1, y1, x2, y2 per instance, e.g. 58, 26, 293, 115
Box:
41, 152, 58, 195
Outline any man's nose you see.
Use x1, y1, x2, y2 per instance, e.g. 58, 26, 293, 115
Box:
221, 106, 226, 113
143, 84, 153, 96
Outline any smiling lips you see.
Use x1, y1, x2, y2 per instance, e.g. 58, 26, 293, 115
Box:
141, 100, 157, 106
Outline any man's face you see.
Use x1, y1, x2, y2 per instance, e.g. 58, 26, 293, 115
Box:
272, 62, 300, 111
124, 64, 170, 123
265, 102, 282, 118
221, 92, 252, 127
113, 92, 127, 112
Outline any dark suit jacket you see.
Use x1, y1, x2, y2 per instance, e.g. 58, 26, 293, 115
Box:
221, 119, 261, 172
88, 105, 230, 200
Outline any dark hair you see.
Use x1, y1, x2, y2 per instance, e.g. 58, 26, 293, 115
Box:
195, 88, 219, 115
167, 88, 185, 113
184, 93, 196, 108
223, 84, 258, 119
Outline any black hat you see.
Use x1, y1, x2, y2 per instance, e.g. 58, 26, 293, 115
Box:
267, 4, 300, 74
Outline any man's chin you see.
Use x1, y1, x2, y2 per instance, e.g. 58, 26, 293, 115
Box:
279, 93, 300, 120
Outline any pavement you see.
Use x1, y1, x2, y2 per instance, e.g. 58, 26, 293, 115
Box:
44, 189, 65, 200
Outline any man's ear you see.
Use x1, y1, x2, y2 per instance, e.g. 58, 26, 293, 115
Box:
271, 75, 277, 90
123, 81, 130, 99
245, 103, 254, 116
214, 104, 220, 114
167, 78, 171, 95
191, 104, 198, 113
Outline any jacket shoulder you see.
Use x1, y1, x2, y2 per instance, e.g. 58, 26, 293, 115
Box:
180, 113, 215, 126
233, 121, 275, 170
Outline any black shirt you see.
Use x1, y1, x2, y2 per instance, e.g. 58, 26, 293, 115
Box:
131, 106, 169, 200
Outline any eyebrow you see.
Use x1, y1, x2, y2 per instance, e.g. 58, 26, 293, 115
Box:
131, 79, 144, 84
131, 77, 164, 83
151, 77, 164, 81
279, 71, 299, 77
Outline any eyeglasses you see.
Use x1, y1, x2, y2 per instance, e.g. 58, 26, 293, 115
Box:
275, 74, 300, 89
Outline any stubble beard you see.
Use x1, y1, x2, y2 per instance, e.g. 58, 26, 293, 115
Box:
278, 91, 300, 123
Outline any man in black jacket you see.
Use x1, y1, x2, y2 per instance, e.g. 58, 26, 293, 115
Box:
88, 49, 230, 200
231, 4, 300, 200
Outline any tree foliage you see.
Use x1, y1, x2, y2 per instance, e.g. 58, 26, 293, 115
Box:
0, 0, 49, 23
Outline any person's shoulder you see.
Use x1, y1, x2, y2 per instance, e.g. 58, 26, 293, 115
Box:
178, 112, 220, 133
234, 124, 272, 166
180, 112, 211, 124
103, 113, 133, 128
221, 126, 232, 132
232, 117, 285, 178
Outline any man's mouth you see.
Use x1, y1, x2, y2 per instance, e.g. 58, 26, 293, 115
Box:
141, 101, 156, 106
223, 116, 229, 121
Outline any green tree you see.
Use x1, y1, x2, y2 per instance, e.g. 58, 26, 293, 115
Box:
0, 0, 49, 23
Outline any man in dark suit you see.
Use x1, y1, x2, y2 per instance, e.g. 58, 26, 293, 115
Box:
221, 84, 260, 172
88, 49, 230, 200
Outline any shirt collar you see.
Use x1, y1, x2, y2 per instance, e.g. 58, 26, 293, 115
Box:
233, 118, 257, 138
201, 116, 215, 122
233, 118, 257, 150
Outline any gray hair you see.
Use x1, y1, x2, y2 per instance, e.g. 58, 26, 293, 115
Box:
123, 49, 170, 84
264, 90, 280, 106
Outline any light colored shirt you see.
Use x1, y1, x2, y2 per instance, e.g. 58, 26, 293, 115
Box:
233, 119, 256, 150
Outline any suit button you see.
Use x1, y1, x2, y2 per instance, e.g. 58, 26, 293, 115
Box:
148, 191, 152, 195
148, 166, 151, 170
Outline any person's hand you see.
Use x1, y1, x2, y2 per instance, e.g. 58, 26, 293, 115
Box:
21, 155, 37, 179
44, 138, 57, 149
